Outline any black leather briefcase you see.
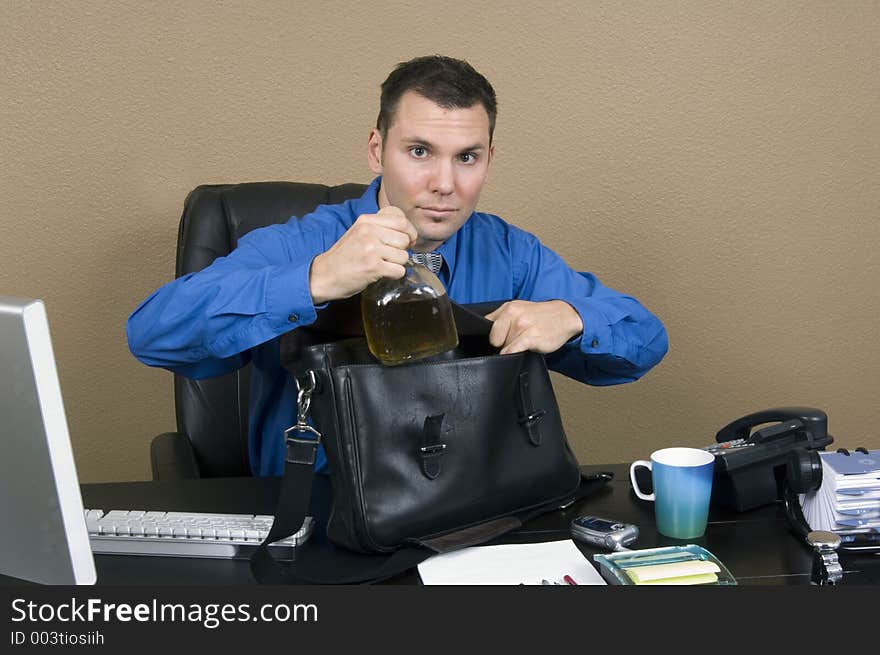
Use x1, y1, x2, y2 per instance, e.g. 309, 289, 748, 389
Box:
250, 296, 609, 583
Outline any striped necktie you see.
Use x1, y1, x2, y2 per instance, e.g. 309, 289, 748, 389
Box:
410, 251, 443, 275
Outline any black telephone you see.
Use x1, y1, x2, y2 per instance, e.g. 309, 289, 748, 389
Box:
706, 407, 833, 511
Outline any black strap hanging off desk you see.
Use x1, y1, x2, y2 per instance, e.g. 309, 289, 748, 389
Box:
250, 438, 440, 585
250, 442, 613, 585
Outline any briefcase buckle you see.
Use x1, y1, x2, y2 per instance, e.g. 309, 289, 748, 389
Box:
283, 370, 322, 465
284, 433, 321, 466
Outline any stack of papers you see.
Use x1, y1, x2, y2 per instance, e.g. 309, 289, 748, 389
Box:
801, 450, 880, 535
416, 539, 607, 585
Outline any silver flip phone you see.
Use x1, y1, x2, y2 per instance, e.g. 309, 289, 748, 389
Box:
570, 516, 639, 551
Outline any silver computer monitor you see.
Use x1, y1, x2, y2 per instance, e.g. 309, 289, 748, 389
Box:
0, 296, 96, 584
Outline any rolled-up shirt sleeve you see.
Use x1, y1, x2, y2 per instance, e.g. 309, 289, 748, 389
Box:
514, 236, 668, 385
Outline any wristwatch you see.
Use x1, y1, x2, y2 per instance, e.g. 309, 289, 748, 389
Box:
806, 530, 843, 585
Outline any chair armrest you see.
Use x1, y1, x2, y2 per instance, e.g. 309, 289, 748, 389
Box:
150, 432, 201, 480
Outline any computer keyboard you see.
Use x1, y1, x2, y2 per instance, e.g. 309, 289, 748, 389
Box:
84, 509, 314, 560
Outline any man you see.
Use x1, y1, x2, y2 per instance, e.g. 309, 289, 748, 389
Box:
127, 55, 668, 476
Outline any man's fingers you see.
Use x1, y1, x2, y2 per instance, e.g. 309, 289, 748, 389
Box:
497, 321, 531, 354
488, 312, 512, 348
374, 206, 418, 245
376, 260, 407, 279
377, 228, 412, 250
499, 336, 530, 355
311, 206, 422, 303
488, 300, 581, 355
377, 243, 411, 267
378, 205, 406, 218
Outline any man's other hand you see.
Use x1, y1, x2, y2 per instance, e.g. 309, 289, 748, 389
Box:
309, 206, 418, 304
485, 300, 584, 355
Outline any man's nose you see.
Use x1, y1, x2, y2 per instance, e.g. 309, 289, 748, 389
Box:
429, 160, 455, 195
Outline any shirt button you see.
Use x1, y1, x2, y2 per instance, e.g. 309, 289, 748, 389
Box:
590, 339, 599, 348
288, 314, 299, 323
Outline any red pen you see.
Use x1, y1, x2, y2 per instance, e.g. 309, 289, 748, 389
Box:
563, 574, 578, 586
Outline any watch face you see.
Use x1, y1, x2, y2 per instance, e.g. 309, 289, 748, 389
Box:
807, 530, 842, 550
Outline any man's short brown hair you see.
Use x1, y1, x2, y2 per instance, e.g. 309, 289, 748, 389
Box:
376, 55, 498, 142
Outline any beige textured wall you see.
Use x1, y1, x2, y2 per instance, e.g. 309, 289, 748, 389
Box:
2, 1, 878, 483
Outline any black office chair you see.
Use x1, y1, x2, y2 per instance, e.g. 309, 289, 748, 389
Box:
149, 180, 368, 480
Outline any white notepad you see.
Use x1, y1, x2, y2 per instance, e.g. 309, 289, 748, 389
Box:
416, 539, 607, 586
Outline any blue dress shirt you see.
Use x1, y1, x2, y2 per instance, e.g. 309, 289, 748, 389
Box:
127, 177, 668, 476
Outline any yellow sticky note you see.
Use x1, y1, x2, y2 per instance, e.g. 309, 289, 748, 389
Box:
623, 560, 720, 584
632, 572, 719, 585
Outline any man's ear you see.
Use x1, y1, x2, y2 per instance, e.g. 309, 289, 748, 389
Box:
484, 143, 495, 181
367, 128, 383, 174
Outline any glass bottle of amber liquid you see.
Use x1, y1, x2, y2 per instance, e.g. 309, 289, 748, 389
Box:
361, 258, 458, 366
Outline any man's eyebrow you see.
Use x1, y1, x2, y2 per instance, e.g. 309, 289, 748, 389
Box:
400, 137, 486, 152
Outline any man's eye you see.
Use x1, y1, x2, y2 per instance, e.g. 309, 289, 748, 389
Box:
459, 153, 477, 164
410, 146, 427, 158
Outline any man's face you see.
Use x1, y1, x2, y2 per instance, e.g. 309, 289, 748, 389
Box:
368, 90, 494, 252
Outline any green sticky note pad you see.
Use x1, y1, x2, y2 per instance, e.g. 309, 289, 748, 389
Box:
593, 545, 737, 586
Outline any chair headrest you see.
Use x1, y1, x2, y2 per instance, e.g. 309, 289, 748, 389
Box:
176, 181, 368, 276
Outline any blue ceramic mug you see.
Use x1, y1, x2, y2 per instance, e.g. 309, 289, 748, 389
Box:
629, 447, 715, 539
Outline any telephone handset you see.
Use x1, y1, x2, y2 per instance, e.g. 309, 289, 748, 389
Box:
706, 407, 833, 512
714, 406, 828, 444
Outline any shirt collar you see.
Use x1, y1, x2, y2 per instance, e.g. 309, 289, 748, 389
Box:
350, 176, 382, 217
434, 226, 460, 280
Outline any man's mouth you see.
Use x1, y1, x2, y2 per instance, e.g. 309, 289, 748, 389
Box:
419, 206, 457, 215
